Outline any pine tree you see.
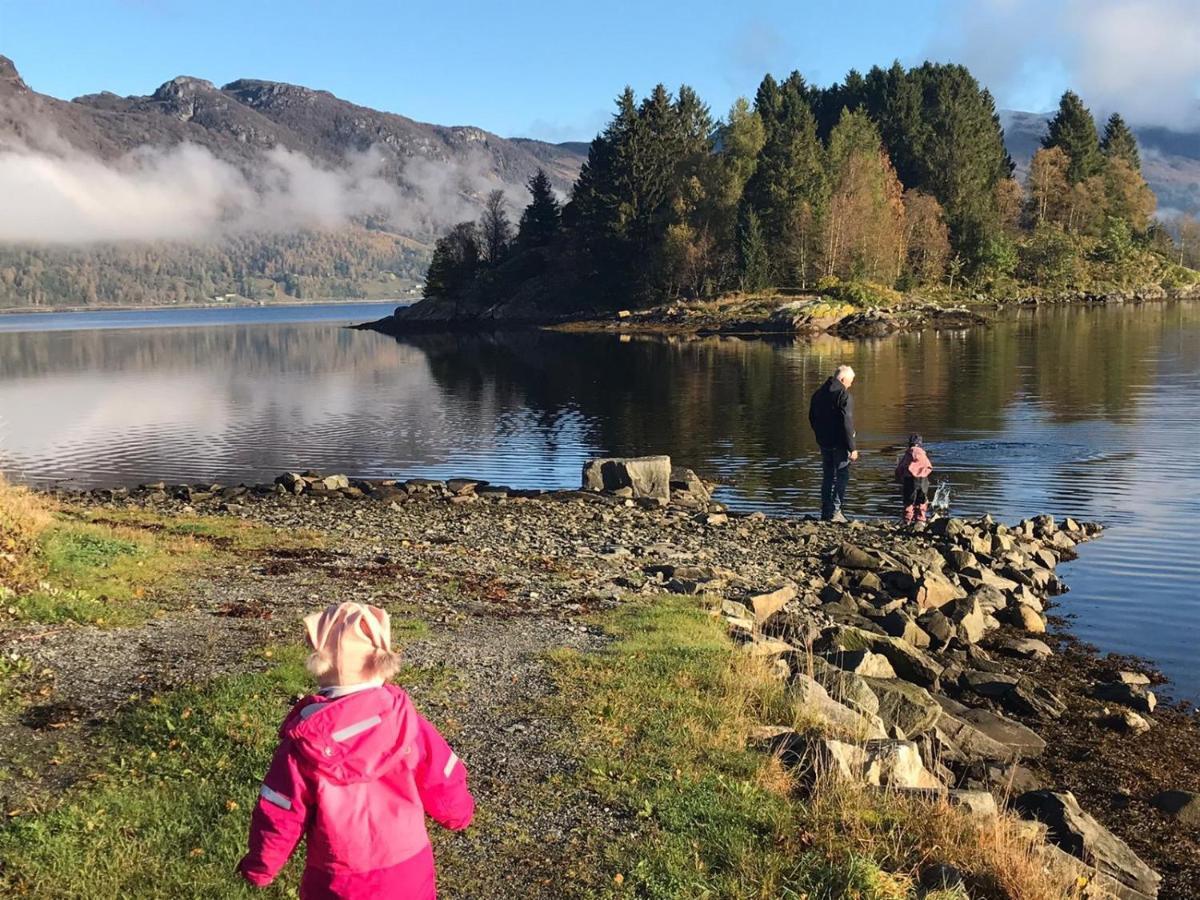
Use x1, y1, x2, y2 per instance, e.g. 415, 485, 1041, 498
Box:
743, 81, 826, 284
517, 169, 561, 249
906, 63, 1012, 263
1042, 91, 1103, 184
736, 206, 770, 291
424, 221, 480, 299
1100, 113, 1140, 169
864, 61, 926, 192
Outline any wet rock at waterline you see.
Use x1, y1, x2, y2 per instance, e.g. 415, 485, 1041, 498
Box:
581, 455, 672, 502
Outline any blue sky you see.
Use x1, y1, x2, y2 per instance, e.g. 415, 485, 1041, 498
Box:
2, 0, 1196, 137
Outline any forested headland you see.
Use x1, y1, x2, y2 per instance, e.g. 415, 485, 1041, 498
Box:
421, 62, 1200, 320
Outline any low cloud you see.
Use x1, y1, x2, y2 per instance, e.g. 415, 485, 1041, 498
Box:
933, 0, 1200, 128
0, 125, 524, 244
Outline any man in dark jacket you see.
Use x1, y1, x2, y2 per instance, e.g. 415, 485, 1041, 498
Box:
808, 365, 858, 521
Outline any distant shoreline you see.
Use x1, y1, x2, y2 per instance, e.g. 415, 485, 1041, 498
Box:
0, 298, 413, 316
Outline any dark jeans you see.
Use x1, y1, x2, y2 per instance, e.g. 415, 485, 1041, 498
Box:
820, 446, 851, 520
902, 475, 929, 508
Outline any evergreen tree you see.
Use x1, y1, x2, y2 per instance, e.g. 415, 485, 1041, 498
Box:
736, 206, 770, 291
753, 74, 783, 140
424, 221, 480, 299
1100, 112, 1140, 169
906, 64, 1012, 264
1042, 91, 1103, 184
864, 61, 926, 192
517, 169, 561, 249
717, 98, 765, 208
743, 81, 826, 284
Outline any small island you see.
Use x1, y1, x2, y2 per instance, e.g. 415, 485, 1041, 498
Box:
367, 63, 1199, 337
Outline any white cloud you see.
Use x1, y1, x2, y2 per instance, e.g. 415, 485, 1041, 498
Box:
0, 123, 520, 244
933, 0, 1200, 127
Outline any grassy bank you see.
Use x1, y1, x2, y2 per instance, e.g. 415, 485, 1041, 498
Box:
0, 477, 318, 629
551, 596, 1078, 899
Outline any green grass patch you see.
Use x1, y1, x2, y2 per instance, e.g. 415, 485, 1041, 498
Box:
551, 596, 1075, 900
550, 597, 911, 899
0, 644, 453, 899
4, 506, 324, 627
0, 646, 310, 898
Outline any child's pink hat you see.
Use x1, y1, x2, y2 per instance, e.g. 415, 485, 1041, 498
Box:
303, 602, 399, 686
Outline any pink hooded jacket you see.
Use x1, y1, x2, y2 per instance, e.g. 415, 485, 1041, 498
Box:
238, 683, 474, 899
895, 445, 933, 482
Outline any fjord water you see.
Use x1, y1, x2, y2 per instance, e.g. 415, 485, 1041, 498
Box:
1, 301, 1198, 699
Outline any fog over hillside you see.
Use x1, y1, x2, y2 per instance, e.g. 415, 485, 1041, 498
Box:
1001, 109, 1200, 216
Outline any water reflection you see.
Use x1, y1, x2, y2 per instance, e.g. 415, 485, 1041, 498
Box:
0, 303, 1197, 697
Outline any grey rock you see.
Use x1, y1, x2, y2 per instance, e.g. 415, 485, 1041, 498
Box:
862, 677, 943, 737
790, 673, 887, 739
1016, 790, 1161, 899
581, 455, 672, 501
877, 611, 932, 648
1094, 681, 1157, 714
934, 695, 1047, 759
824, 625, 944, 687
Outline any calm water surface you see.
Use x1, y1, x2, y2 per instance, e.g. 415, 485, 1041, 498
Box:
1, 301, 1198, 700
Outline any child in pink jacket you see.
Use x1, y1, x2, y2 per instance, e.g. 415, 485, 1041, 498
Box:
238, 602, 474, 899
894, 433, 934, 524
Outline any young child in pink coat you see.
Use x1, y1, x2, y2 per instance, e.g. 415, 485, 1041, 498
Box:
894, 433, 934, 524
238, 602, 474, 899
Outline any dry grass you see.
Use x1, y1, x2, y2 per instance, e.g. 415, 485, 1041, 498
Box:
0, 473, 53, 593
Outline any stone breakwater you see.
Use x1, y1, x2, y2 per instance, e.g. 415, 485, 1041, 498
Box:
63, 462, 1199, 898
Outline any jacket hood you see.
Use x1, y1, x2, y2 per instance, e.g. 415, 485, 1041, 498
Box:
283, 684, 419, 785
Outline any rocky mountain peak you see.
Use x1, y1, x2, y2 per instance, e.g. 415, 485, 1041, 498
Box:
222, 79, 326, 109
152, 76, 217, 101
0, 55, 29, 93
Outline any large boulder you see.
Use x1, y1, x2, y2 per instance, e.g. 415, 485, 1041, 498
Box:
791, 673, 887, 739
668, 465, 712, 504
933, 695, 1046, 760
808, 657, 882, 717
944, 596, 987, 644
826, 625, 944, 687
862, 677, 943, 737
822, 649, 896, 679
1094, 681, 1157, 714
912, 571, 965, 611
581, 455, 672, 501
836, 543, 885, 571
877, 611, 932, 648
1016, 790, 1161, 899
861, 739, 944, 789
748, 583, 798, 625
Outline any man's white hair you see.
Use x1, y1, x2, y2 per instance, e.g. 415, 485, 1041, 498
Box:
834, 364, 855, 381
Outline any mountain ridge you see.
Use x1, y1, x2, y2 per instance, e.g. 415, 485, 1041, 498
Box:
1000, 109, 1200, 215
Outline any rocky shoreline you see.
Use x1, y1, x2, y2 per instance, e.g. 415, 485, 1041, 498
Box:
360, 284, 1200, 340
56, 462, 1200, 898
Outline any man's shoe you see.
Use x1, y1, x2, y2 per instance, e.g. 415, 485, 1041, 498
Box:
830, 511, 848, 524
